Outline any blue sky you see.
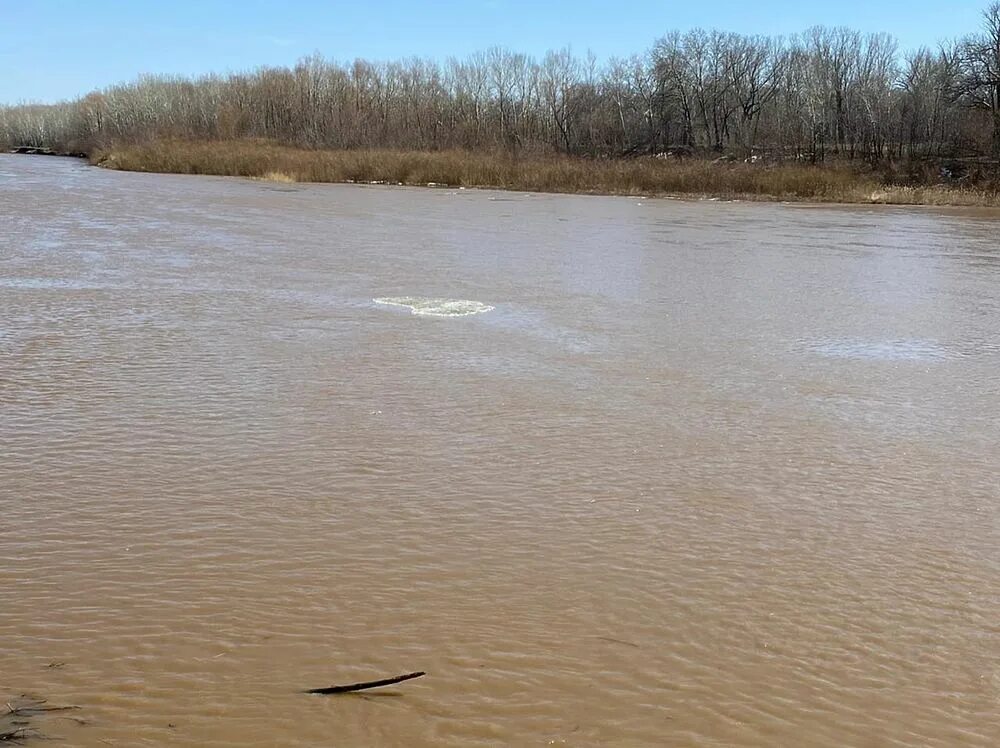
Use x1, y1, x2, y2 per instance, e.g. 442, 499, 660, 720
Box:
0, 0, 991, 104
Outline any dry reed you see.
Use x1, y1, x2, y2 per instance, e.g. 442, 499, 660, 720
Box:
92, 139, 1000, 207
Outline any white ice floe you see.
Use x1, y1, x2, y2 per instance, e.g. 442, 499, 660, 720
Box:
374, 297, 495, 317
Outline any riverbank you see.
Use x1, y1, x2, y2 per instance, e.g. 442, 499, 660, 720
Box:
89, 139, 1000, 207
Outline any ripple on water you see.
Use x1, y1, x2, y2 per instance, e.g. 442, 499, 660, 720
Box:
374, 297, 495, 317
0, 277, 107, 291
804, 338, 953, 361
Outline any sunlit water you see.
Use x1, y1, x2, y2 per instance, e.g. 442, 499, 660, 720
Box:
2, 155, 999, 747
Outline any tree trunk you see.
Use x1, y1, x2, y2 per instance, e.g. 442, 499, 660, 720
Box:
993, 93, 1000, 159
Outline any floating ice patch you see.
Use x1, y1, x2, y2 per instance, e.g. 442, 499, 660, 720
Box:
374, 297, 494, 317
805, 338, 951, 362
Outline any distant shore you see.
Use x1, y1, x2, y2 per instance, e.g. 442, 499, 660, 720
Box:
76, 140, 1000, 207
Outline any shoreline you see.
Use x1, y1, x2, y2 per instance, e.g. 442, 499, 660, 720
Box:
9, 139, 1000, 208
94, 140, 1000, 209
7, 146, 87, 158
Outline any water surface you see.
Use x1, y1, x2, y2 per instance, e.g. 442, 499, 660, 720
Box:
2, 155, 999, 746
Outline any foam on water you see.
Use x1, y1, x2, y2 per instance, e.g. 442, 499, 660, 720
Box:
374, 296, 495, 317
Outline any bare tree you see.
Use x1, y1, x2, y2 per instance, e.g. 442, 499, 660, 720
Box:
954, 2, 1000, 156
540, 48, 581, 152
725, 34, 784, 156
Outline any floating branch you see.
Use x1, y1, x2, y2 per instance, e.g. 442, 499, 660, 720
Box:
2, 696, 81, 743
306, 671, 426, 695
0, 727, 38, 742
5, 699, 80, 718
595, 636, 641, 648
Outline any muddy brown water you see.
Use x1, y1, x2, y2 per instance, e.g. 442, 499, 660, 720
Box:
2, 155, 999, 747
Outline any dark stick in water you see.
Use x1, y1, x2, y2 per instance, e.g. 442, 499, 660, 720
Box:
305, 671, 426, 695
1, 727, 39, 742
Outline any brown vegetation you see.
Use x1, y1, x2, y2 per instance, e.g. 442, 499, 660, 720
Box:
92, 139, 1000, 206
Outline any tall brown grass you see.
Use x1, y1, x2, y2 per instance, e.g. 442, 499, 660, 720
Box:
91, 139, 1000, 207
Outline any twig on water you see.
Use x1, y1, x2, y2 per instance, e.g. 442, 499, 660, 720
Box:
0, 727, 37, 742
5, 699, 80, 718
305, 671, 426, 695
2, 696, 82, 742
595, 636, 641, 649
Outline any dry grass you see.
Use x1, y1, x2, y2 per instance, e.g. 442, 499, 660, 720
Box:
865, 185, 1000, 206
91, 139, 1000, 207
252, 170, 297, 183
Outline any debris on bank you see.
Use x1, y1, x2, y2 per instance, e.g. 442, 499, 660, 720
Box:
8, 146, 87, 158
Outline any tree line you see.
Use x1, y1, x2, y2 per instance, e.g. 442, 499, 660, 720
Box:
3, 4, 1000, 164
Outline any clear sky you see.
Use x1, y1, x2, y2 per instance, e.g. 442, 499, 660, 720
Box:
0, 0, 991, 104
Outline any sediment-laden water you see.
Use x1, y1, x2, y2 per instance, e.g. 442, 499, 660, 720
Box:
1, 155, 999, 747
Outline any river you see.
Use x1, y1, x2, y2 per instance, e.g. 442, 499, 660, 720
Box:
1, 155, 998, 746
